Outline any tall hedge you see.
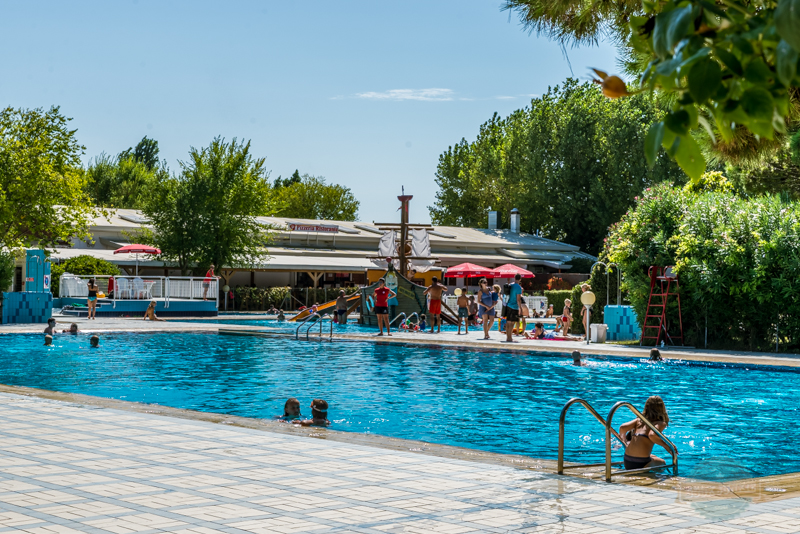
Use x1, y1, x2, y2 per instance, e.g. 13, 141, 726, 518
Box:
604, 177, 800, 351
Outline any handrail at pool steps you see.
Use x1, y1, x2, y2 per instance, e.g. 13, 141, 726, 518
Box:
558, 398, 625, 475
317, 313, 333, 341
295, 312, 320, 340
605, 401, 678, 481
389, 312, 407, 327
558, 398, 678, 482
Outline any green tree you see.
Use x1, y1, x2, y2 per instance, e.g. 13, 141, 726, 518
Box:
0, 106, 96, 250
118, 136, 160, 171
275, 174, 360, 221
274, 169, 301, 189
142, 137, 275, 274
504, 0, 800, 179
430, 80, 685, 254
50, 255, 120, 296
86, 153, 164, 209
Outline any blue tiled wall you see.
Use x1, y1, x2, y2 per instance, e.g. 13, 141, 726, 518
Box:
1, 292, 53, 324
604, 305, 641, 341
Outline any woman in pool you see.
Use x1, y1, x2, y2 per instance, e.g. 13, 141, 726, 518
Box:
278, 398, 302, 421
87, 278, 99, 320
619, 396, 672, 471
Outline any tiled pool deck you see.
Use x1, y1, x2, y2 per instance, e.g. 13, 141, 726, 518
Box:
1, 391, 800, 534
5, 316, 800, 532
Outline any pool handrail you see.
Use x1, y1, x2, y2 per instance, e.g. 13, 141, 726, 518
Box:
389, 312, 407, 327
558, 398, 626, 475
302, 313, 331, 341
318, 313, 333, 340
295, 312, 320, 340
605, 401, 678, 481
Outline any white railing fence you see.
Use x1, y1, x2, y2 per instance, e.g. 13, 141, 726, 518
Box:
59, 275, 113, 298
59, 275, 219, 308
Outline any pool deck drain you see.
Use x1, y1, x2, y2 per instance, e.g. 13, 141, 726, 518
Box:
2, 388, 800, 533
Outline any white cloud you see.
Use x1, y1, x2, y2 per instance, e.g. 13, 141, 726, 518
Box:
355, 88, 454, 101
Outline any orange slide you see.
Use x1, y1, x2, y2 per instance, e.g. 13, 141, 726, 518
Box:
289, 293, 361, 322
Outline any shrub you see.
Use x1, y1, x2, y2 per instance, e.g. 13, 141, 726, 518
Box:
50, 255, 120, 296
604, 178, 800, 351
0, 250, 14, 292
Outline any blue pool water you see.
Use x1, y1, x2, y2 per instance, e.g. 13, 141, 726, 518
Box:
0, 331, 794, 481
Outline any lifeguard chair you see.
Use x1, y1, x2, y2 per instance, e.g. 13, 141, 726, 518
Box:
640, 266, 684, 346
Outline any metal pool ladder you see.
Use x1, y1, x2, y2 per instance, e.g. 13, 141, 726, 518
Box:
558, 397, 678, 481
294, 313, 333, 341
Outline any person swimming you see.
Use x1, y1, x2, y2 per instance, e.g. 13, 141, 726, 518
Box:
44, 334, 53, 346
278, 398, 302, 421
292, 399, 330, 427
61, 323, 79, 334
90, 335, 100, 348
649, 348, 664, 362
277, 309, 286, 321
619, 395, 672, 471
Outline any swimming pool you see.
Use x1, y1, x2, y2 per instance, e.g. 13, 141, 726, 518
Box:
0, 331, 792, 481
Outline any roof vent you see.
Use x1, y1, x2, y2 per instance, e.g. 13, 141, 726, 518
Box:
510, 208, 520, 234
488, 209, 498, 230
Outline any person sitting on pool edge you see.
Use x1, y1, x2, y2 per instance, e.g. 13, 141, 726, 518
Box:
143, 300, 165, 321
292, 399, 330, 427
278, 398, 302, 421
90, 335, 100, 348
418, 314, 427, 331
619, 395, 673, 471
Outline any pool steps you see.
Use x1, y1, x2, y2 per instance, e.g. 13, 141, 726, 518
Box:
559, 397, 679, 481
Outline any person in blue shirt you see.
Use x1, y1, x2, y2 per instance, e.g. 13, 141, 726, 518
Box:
503, 274, 523, 342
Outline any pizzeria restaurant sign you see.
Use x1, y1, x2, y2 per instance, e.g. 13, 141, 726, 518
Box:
287, 223, 339, 233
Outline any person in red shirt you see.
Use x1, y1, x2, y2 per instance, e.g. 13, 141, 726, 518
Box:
203, 264, 219, 301
373, 277, 396, 336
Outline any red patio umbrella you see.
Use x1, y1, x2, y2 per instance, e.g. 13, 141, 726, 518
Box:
445, 262, 495, 278
113, 244, 161, 275
491, 263, 535, 278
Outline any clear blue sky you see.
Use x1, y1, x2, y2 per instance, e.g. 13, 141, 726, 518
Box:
1, 0, 618, 224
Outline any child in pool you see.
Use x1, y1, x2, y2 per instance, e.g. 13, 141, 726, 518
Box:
61, 323, 79, 334
278, 398, 302, 421
418, 314, 427, 331
292, 399, 330, 427
90, 335, 100, 348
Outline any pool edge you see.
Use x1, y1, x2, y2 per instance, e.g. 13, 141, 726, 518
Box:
1, 381, 798, 504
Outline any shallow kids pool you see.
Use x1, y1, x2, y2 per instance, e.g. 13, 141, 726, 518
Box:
0, 331, 792, 481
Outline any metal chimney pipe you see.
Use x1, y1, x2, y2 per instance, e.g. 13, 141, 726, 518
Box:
510, 208, 520, 233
